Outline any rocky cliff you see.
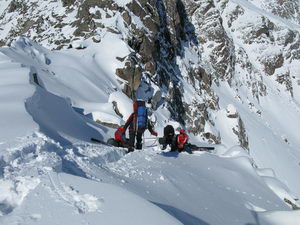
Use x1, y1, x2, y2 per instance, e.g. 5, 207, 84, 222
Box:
1, 0, 300, 149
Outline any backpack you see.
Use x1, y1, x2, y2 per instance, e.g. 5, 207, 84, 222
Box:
115, 127, 125, 144
134, 101, 147, 128
137, 105, 147, 128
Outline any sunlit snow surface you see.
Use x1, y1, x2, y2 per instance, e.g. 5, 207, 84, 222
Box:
0, 35, 299, 225
1, 0, 300, 224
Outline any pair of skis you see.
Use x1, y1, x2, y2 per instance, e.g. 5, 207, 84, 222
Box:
90, 138, 109, 145
90, 137, 215, 153
157, 137, 215, 152
189, 145, 215, 152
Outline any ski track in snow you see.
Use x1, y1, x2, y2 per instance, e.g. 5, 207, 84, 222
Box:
46, 170, 103, 214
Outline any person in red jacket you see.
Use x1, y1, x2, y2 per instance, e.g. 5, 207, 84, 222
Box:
171, 129, 190, 153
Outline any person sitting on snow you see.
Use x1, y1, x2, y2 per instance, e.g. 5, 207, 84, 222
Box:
159, 125, 175, 150
171, 129, 191, 153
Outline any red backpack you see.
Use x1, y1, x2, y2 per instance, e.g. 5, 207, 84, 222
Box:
115, 127, 125, 144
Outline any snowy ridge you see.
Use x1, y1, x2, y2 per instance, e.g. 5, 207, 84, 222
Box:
0, 50, 38, 144
0, 39, 294, 224
0, 0, 300, 224
0, 34, 299, 225
232, 0, 300, 29
0, 131, 297, 224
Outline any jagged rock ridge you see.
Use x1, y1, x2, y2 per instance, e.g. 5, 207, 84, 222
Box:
0, 0, 300, 149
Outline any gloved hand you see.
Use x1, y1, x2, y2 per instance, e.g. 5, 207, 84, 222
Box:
151, 132, 158, 136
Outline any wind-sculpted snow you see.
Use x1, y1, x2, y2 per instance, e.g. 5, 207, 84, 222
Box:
0, 176, 40, 216
0, 51, 37, 143
0, 130, 297, 224
0, 126, 183, 224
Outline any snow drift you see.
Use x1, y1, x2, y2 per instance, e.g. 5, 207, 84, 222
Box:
0, 36, 299, 225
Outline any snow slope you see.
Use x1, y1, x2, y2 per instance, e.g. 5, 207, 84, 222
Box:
0, 50, 37, 143
0, 37, 300, 225
1, 171, 182, 225
210, 0, 300, 202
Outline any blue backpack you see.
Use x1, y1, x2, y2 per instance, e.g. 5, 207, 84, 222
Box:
137, 105, 147, 128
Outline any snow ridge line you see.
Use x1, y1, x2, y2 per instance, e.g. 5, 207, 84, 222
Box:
220, 145, 299, 209
231, 0, 300, 30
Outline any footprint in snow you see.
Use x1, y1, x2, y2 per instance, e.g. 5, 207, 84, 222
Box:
48, 173, 103, 214
64, 185, 104, 214
30, 214, 42, 221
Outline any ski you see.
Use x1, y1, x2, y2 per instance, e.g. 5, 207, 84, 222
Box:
191, 146, 215, 152
91, 138, 130, 154
90, 137, 113, 147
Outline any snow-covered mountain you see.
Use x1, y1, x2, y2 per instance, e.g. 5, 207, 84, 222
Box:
1, 0, 300, 224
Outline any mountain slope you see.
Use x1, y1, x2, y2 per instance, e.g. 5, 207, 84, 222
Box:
1, 0, 300, 224
0, 36, 299, 225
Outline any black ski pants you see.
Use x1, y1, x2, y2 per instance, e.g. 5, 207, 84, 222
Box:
129, 127, 145, 149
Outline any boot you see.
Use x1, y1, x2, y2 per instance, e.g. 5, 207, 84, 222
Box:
136, 143, 142, 150
128, 147, 134, 153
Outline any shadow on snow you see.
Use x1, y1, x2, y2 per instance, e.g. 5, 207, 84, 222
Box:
153, 202, 210, 225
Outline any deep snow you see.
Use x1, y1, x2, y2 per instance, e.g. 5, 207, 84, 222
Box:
0, 35, 299, 225
1, 0, 300, 223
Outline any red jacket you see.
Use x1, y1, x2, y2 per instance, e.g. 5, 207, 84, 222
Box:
177, 133, 188, 149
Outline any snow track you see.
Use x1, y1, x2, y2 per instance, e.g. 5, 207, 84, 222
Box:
0, 131, 297, 224
46, 171, 103, 214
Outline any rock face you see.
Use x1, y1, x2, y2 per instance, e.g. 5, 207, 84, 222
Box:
250, 0, 300, 24
0, 0, 299, 146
